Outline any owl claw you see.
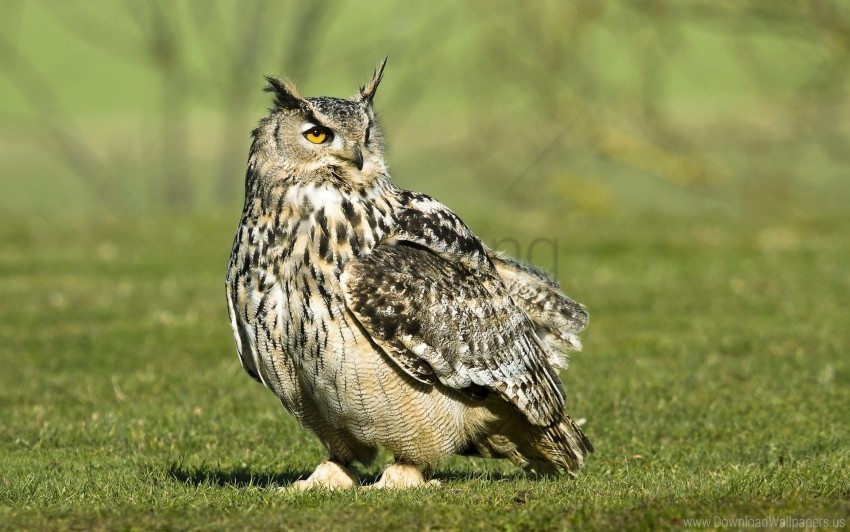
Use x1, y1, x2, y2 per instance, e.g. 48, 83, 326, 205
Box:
367, 463, 439, 489
287, 460, 358, 491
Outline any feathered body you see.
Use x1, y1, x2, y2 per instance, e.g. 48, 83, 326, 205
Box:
226, 60, 592, 488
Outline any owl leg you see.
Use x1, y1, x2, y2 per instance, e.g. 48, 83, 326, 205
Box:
291, 460, 358, 490
367, 460, 441, 489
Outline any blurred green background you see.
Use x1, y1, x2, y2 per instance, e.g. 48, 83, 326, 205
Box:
2, 1, 849, 528
3, 0, 848, 220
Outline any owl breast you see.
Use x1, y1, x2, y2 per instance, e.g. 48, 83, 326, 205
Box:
227, 182, 490, 464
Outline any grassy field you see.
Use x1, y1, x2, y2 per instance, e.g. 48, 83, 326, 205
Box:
1, 208, 847, 530
2, 2, 849, 529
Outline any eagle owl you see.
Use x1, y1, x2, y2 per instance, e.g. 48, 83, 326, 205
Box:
226, 59, 592, 489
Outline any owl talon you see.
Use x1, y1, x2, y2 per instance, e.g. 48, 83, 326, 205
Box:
287, 460, 358, 491
368, 463, 435, 489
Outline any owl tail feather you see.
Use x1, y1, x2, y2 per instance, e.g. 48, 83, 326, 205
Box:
473, 414, 593, 476
530, 416, 594, 476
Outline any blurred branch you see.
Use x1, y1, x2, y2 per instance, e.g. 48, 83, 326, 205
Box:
500, 127, 572, 199
38, 0, 202, 208
669, 1, 822, 40
213, 0, 281, 203
0, 0, 26, 43
279, 0, 331, 81
460, 0, 850, 219
366, 6, 459, 134
189, 0, 236, 89
462, 0, 610, 206
51, 2, 148, 67
125, 0, 193, 208
592, 128, 721, 188
0, 35, 128, 207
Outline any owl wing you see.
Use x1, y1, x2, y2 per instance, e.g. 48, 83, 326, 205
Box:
225, 270, 262, 384
340, 195, 566, 426
488, 251, 588, 366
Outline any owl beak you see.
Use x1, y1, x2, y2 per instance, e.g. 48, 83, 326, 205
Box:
352, 145, 364, 171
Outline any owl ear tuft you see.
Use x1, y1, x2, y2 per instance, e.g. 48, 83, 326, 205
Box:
264, 76, 302, 110
359, 56, 388, 105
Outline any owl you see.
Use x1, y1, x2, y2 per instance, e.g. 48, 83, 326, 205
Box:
226, 58, 592, 489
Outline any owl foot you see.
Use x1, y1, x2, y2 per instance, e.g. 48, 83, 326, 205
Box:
367, 463, 441, 489
290, 460, 358, 490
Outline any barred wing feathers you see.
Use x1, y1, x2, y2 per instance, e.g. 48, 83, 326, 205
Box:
341, 200, 568, 427
488, 251, 588, 367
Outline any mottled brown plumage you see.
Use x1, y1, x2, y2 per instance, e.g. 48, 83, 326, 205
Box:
225, 59, 592, 488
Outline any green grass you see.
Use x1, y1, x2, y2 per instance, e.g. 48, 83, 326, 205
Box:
1, 209, 848, 530
2, 1, 848, 528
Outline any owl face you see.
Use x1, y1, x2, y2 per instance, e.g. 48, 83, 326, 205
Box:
257, 59, 388, 186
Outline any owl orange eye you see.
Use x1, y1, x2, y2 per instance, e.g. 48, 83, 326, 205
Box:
303, 126, 333, 144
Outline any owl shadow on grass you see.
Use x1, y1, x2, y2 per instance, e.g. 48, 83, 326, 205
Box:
429, 468, 524, 483
353, 468, 522, 485
167, 462, 523, 488
167, 463, 312, 489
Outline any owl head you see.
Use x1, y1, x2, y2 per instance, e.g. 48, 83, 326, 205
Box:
252, 58, 388, 188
